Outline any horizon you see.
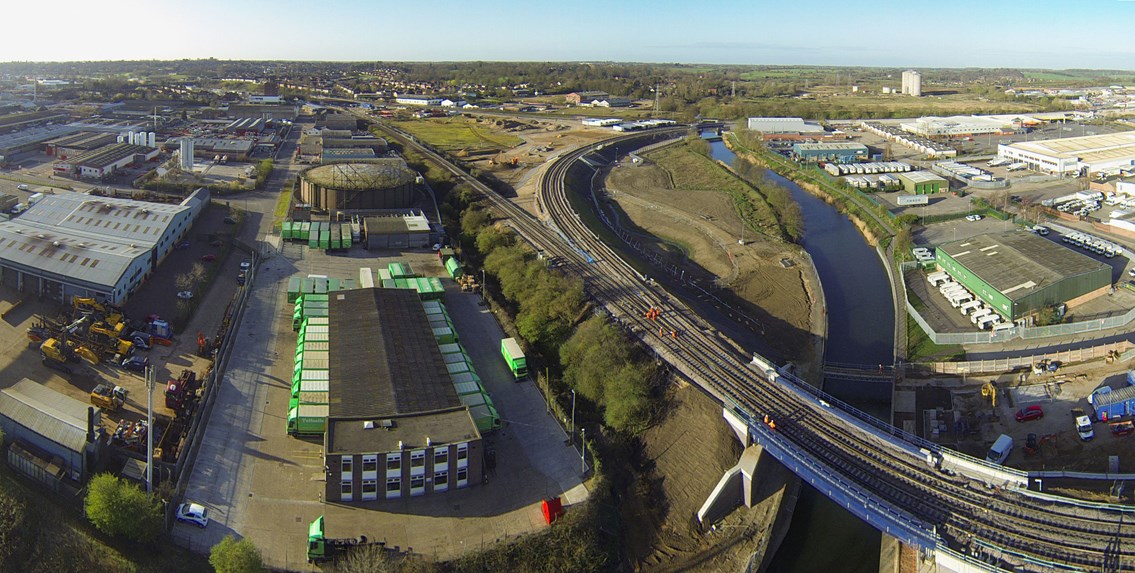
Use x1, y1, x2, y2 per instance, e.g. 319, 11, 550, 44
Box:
3, 0, 1135, 69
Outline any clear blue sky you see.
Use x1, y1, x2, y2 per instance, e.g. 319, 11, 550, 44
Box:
4, 0, 1135, 69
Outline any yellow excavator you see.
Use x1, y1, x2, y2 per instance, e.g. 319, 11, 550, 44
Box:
73, 296, 124, 328
981, 381, 997, 408
40, 315, 100, 367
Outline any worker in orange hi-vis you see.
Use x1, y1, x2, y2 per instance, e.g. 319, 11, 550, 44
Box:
769, 419, 777, 431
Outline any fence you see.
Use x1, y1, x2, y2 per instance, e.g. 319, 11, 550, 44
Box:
901, 261, 1135, 345
916, 340, 1130, 375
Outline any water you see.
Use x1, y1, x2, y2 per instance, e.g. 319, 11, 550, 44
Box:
708, 138, 892, 572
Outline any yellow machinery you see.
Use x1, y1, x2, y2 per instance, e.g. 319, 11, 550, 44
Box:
981, 382, 997, 408
40, 338, 76, 364
90, 383, 126, 411
73, 297, 124, 327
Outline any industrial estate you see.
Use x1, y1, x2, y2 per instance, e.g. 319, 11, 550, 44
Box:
6, 58, 1135, 573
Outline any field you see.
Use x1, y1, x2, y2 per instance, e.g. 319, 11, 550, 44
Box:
390, 117, 524, 152
548, 106, 655, 119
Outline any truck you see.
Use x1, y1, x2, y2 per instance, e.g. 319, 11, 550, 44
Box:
500, 337, 528, 380
290, 391, 329, 410
165, 369, 198, 411
306, 515, 384, 563
287, 404, 328, 436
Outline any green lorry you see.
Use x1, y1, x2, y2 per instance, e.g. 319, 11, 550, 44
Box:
306, 516, 384, 563
501, 337, 528, 380
287, 404, 328, 436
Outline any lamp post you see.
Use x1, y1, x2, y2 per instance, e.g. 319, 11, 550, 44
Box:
145, 364, 154, 493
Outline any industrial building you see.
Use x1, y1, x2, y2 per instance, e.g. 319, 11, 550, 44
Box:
298, 160, 418, 212
164, 138, 255, 162
364, 213, 432, 249
896, 171, 948, 194
900, 116, 1016, 139
317, 113, 358, 131
323, 288, 482, 502
935, 232, 1111, 322
394, 94, 443, 106
0, 190, 205, 305
565, 91, 609, 105
227, 103, 299, 121
51, 143, 159, 179
861, 122, 958, 159
747, 117, 826, 135
998, 131, 1135, 176
43, 132, 119, 159
901, 70, 922, 97
791, 142, 869, 163
0, 379, 102, 485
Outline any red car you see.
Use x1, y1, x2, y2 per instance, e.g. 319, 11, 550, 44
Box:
1015, 405, 1044, 422
200, 254, 216, 262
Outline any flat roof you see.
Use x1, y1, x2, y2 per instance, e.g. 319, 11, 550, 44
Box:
328, 288, 459, 418
0, 378, 95, 454
938, 232, 1110, 301
793, 142, 868, 151
898, 170, 947, 184
1007, 131, 1135, 161
44, 131, 118, 150
327, 408, 479, 454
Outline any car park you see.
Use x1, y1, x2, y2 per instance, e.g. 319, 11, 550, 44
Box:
176, 291, 193, 300
175, 503, 209, 528
1015, 405, 1044, 422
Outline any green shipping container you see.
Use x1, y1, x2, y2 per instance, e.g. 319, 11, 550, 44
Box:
445, 257, 463, 279
287, 277, 302, 303
469, 403, 501, 433
377, 268, 392, 281
300, 222, 311, 241
328, 278, 341, 292
342, 278, 356, 290
452, 380, 483, 397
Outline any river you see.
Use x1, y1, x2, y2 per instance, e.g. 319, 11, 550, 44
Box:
708, 137, 894, 572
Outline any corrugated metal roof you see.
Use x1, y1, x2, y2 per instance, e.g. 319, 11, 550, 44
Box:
1094, 385, 1135, 408
938, 232, 1109, 301
0, 379, 95, 453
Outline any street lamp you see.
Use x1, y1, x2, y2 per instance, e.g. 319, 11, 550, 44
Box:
145, 364, 154, 493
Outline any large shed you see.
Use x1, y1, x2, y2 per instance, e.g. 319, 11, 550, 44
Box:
363, 214, 432, 250
0, 379, 101, 482
935, 232, 1111, 322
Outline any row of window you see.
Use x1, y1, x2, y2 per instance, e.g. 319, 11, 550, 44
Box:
341, 468, 468, 497
341, 444, 468, 475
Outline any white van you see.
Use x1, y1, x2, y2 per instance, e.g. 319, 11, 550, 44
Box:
986, 434, 1013, 464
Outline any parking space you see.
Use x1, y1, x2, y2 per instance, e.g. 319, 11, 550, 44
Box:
176, 244, 589, 569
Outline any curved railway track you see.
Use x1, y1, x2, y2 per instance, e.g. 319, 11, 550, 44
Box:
371, 118, 1135, 572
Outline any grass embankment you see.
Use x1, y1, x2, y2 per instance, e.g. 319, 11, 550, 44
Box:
644, 139, 790, 242
906, 291, 964, 362
390, 117, 523, 153
0, 463, 209, 573
271, 178, 294, 232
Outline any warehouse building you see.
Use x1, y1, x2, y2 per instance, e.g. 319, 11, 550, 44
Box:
565, 91, 609, 105
227, 103, 299, 121
51, 143, 159, 179
998, 131, 1135, 176
792, 142, 869, 163
897, 170, 948, 194
747, 117, 825, 135
363, 213, 432, 249
43, 132, 119, 159
394, 94, 443, 106
324, 288, 482, 502
935, 232, 1111, 322
0, 379, 101, 485
0, 190, 205, 305
900, 115, 1014, 139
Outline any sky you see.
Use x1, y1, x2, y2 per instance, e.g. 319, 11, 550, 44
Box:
3, 0, 1135, 69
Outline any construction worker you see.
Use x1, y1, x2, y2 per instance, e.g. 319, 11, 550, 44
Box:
768, 419, 777, 431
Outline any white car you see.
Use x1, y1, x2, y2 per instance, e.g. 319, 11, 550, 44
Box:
175, 503, 209, 528
176, 291, 193, 300
239, 259, 252, 271
965, 214, 983, 222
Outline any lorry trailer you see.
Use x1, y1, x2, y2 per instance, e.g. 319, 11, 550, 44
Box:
500, 337, 528, 380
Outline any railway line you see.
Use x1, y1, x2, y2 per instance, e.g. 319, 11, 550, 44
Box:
369, 117, 1135, 572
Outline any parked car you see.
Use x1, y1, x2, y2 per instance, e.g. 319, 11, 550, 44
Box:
121, 356, 149, 372
239, 259, 251, 271
200, 254, 216, 262
176, 291, 193, 300
965, 214, 983, 222
175, 503, 209, 528
1015, 405, 1044, 422
1112, 421, 1135, 437
1076, 415, 1096, 441
175, 240, 191, 250
223, 216, 237, 224
237, 271, 247, 286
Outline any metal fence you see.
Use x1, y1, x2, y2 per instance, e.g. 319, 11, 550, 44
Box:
900, 261, 1135, 345
916, 340, 1131, 375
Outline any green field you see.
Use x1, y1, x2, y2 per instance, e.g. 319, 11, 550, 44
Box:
390, 118, 523, 152
548, 106, 654, 119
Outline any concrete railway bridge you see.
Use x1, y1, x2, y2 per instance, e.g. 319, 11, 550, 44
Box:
374, 119, 1135, 573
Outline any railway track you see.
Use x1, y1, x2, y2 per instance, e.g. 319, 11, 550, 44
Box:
370, 117, 1135, 572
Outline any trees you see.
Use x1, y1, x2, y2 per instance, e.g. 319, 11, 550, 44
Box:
83, 474, 162, 543
209, 535, 265, 573
560, 317, 657, 432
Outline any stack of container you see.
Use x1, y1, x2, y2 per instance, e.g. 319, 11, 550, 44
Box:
287, 275, 358, 304
288, 315, 331, 435
431, 312, 501, 433
380, 277, 445, 300
388, 262, 416, 279
293, 293, 330, 330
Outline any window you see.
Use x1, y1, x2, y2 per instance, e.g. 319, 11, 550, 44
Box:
341, 482, 353, 496
434, 471, 448, 489
457, 444, 468, 460
386, 477, 400, 493
341, 457, 353, 477
362, 479, 377, 494
411, 476, 424, 489
387, 453, 401, 471
457, 467, 468, 486
411, 450, 425, 467
434, 448, 448, 466
362, 455, 377, 473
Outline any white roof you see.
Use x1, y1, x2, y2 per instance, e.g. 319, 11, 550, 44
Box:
0, 192, 189, 289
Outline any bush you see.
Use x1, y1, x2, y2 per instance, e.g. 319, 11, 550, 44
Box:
83, 473, 162, 543
209, 535, 265, 573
